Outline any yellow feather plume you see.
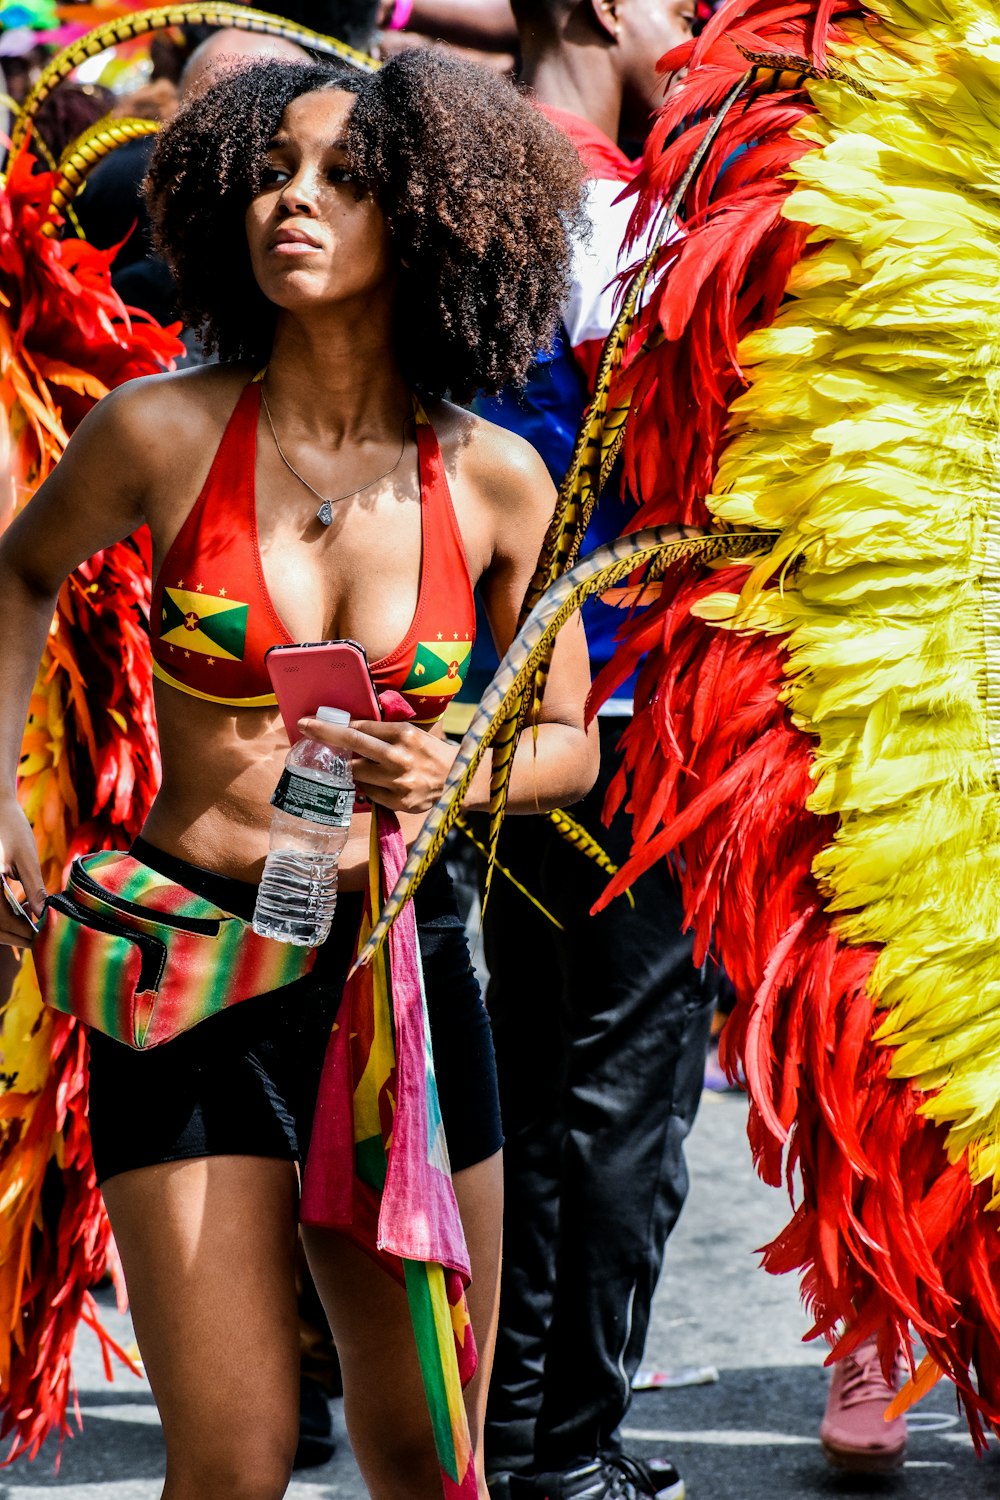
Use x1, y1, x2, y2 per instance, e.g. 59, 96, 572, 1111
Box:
693, 0, 1000, 1195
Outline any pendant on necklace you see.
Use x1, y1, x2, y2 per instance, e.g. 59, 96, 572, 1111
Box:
316, 501, 334, 527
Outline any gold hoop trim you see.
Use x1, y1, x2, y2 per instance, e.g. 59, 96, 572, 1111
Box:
41, 115, 159, 236
12, 2, 376, 155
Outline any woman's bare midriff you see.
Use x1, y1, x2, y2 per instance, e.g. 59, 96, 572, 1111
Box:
141, 684, 425, 890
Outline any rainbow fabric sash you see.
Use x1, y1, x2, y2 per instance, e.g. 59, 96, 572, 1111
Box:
300, 809, 478, 1500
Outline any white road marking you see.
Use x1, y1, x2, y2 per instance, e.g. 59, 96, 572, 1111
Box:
622, 1427, 815, 1447
76, 1404, 161, 1426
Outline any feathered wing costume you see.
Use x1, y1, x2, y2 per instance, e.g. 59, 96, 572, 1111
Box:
0, 144, 181, 1457
365, 0, 1000, 1444
598, 0, 1000, 1432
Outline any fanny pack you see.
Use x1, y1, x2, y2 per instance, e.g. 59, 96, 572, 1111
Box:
33, 850, 315, 1049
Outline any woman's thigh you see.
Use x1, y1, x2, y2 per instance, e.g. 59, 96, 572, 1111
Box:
102, 1154, 302, 1500
302, 1148, 503, 1500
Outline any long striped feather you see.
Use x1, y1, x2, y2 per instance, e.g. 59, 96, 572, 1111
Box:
547, 806, 636, 910
455, 814, 564, 928
356, 527, 776, 966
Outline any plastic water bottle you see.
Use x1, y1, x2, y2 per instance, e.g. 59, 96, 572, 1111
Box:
252, 706, 354, 947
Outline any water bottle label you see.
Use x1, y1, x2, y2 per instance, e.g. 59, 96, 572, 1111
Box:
272, 770, 353, 828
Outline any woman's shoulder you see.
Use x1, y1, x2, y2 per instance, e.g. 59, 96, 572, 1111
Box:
97, 363, 254, 449
432, 399, 555, 519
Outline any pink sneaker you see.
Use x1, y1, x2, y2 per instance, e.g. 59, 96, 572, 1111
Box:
820, 1336, 907, 1473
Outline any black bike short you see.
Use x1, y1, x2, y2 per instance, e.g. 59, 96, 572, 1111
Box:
87, 836, 502, 1185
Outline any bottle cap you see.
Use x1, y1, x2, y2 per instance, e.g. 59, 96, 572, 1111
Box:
316, 706, 351, 725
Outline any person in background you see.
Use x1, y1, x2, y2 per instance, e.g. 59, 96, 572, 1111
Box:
379, 0, 515, 46
276, 0, 381, 43
475, 6, 716, 1500
0, 25, 45, 107
377, 0, 516, 71
31, 80, 112, 161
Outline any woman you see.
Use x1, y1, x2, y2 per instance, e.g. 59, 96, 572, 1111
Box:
0, 51, 597, 1500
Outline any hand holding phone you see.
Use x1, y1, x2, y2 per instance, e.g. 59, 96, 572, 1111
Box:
266, 640, 382, 745
0, 802, 46, 944
2, 874, 39, 936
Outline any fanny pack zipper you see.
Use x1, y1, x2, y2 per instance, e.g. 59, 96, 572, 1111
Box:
69, 860, 224, 936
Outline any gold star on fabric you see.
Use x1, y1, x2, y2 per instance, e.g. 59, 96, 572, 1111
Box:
207, 658, 215, 667
195, 583, 204, 593
453, 632, 458, 640
436, 633, 443, 641
184, 651, 191, 659
175, 579, 184, 589
219, 587, 227, 597
450, 1293, 472, 1348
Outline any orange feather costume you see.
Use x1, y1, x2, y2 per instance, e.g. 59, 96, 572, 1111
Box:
0, 142, 181, 1457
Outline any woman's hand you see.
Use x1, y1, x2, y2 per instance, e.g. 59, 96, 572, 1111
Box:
297, 717, 455, 816
0, 795, 47, 946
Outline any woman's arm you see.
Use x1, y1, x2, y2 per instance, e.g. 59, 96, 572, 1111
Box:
302, 423, 600, 816
379, 0, 517, 49
463, 423, 600, 812
0, 384, 152, 935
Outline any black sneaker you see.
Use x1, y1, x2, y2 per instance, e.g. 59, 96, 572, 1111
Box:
527, 1454, 684, 1500
488, 1473, 524, 1500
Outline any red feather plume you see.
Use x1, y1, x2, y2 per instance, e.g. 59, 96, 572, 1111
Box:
591, 0, 1000, 1444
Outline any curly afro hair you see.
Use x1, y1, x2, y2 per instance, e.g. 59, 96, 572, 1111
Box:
145, 51, 586, 400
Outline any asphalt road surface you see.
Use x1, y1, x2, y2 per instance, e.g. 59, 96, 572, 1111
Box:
5, 1090, 998, 1500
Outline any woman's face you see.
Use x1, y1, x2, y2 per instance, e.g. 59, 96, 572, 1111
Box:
245, 87, 393, 316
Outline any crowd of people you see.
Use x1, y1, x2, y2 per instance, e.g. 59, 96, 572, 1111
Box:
0, 0, 959, 1496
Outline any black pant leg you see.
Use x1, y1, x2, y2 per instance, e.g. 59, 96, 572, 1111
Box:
534, 723, 715, 1467
483, 813, 566, 1473
485, 720, 715, 1472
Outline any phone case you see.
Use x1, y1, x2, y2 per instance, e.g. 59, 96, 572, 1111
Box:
266, 641, 382, 744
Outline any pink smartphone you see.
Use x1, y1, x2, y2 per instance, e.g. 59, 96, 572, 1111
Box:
266, 639, 381, 744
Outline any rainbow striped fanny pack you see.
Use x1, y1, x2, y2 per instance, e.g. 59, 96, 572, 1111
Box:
33, 850, 315, 1049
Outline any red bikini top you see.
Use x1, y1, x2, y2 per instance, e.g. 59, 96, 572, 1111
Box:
149, 381, 476, 727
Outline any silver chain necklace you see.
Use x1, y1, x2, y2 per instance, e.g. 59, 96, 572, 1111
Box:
260, 385, 409, 527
